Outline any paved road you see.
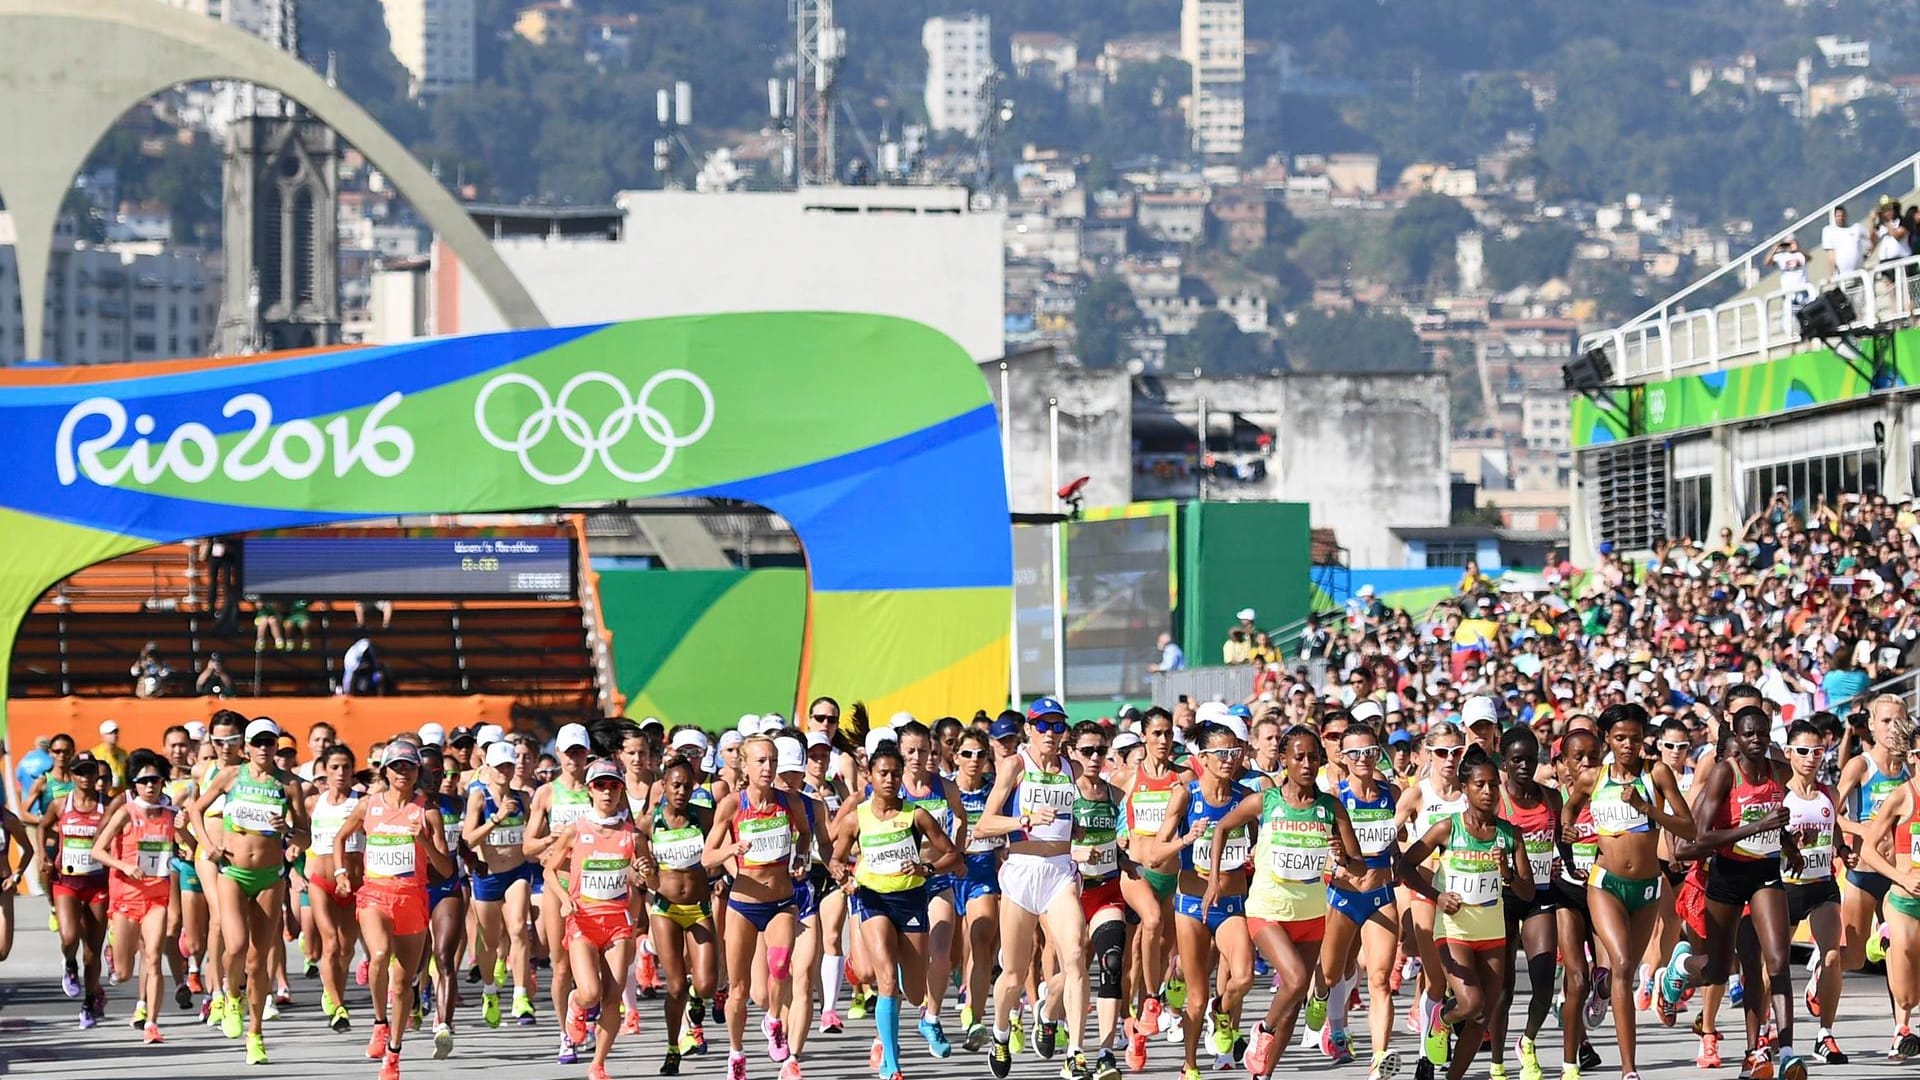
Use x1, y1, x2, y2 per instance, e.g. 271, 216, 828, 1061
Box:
0, 895, 1900, 1078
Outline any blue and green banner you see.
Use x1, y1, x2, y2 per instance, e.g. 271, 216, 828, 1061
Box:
0, 313, 1013, 734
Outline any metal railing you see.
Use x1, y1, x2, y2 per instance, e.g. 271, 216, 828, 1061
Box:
1584, 250, 1920, 382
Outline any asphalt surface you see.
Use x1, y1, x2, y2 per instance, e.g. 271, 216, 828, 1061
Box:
0, 894, 1902, 1078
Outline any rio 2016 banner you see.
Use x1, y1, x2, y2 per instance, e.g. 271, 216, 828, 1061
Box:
0, 313, 1013, 736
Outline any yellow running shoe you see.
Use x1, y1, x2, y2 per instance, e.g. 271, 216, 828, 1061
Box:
246, 1031, 268, 1065
482, 991, 502, 1029
1519, 1035, 1543, 1080
221, 995, 244, 1039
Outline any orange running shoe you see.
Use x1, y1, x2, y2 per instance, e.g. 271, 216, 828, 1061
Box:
367, 1021, 391, 1061
379, 1050, 402, 1080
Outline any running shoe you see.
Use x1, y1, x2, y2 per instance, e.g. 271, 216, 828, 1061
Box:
493, 959, 507, 985
1368, 1048, 1400, 1080
434, 1024, 454, 1059
1742, 1046, 1773, 1079
624, 1005, 642, 1035
77, 998, 97, 1031
465, 964, 481, 984
1658, 942, 1691, 1006
1325, 1028, 1355, 1066
105, 945, 115, 981
368, 1021, 392, 1059
1141, 996, 1165, 1035
1558, 1067, 1580, 1080
820, 1008, 844, 1035
1126, 1019, 1148, 1071
990, 1036, 1014, 1078
1183, 1068, 1203, 1080
1653, 969, 1678, 1027
1093, 1049, 1122, 1080
1061, 1050, 1091, 1080
201, 996, 215, 1025
685, 1023, 709, 1055
144, 1022, 165, 1044
1208, 997, 1234, 1056
961, 1004, 976, 1030
512, 992, 536, 1026
568, 1003, 591, 1048
768, 1017, 792, 1063
920, 1016, 953, 1058
1420, 996, 1445, 1044
482, 991, 501, 1028
1777, 1050, 1806, 1080
1577, 1041, 1601, 1070
640, 953, 662, 998
1727, 973, 1744, 1008
1815, 1034, 1846, 1065
274, 986, 293, 1006
662, 1050, 683, 1076
1406, 998, 1423, 1036
1896, 1026, 1920, 1061
558, 1037, 579, 1066
175, 982, 193, 1009
130, 1000, 147, 1028
62, 961, 81, 999
1488, 1065, 1508, 1080
1305, 992, 1328, 1035
1517, 1036, 1542, 1080
379, 1050, 402, 1080
591, 1066, 614, 1080
1584, 968, 1609, 1027
968, 1022, 993, 1053
1804, 984, 1819, 1021
1422, 1020, 1448, 1068
1619, 1073, 1639, 1080
1695, 1032, 1721, 1068
1166, 979, 1188, 1011
871, 1036, 885, 1072
263, 998, 281, 1022
729, 1050, 749, 1080
780, 1060, 804, 1080
357, 959, 371, 986
246, 1032, 268, 1065
221, 995, 244, 1039
1869, 923, 1891, 964
1011, 1015, 1027, 1054
188, 971, 205, 995
1038, 1018, 1061, 1059
332, 1006, 353, 1032
1634, 971, 1653, 1013
1245, 1021, 1279, 1077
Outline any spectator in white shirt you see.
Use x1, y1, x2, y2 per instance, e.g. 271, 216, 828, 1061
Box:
1772, 236, 1812, 337
1822, 205, 1869, 278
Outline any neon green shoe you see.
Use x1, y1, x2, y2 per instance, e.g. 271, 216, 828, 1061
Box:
848, 992, 869, 1021
131, 1000, 148, 1027
1519, 1035, 1543, 1080
1009, 1013, 1026, 1055
1423, 1021, 1449, 1066
321, 992, 337, 1018
208, 992, 227, 1027
1489, 1064, 1509, 1080
961, 1004, 975, 1030
1558, 1066, 1581, 1080
493, 959, 508, 985
221, 995, 245, 1039
511, 991, 535, 1023
482, 991, 502, 1028
1305, 992, 1327, 1033
1183, 1067, 1202, 1080
1209, 1006, 1234, 1056
246, 1031, 268, 1065
1165, 980, 1187, 1011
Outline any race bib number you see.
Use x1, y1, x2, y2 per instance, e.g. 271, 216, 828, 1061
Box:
739, 814, 792, 867
488, 824, 525, 849
1349, 809, 1396, 856
61, 838, 98, 876
226, 798, 279, 836
136, 839, 170, 877
579, 856, 629, 902
364, 833, 417, 879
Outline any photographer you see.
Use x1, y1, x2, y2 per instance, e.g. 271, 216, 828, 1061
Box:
1873, 196, 1910, 280
1772, 235, 1811, 338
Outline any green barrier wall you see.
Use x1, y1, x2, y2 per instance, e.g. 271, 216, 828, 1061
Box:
1179, 502, 1312, 666
599, 567, 808, 728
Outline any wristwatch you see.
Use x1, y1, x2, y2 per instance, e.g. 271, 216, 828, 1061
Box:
1018, 813, 1032, 830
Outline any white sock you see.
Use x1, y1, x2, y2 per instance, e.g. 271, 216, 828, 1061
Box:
623, 968, 639, 1013
820, 955, 845, 1012
1328, 973, 1354, 1029
483, 982, 499, 997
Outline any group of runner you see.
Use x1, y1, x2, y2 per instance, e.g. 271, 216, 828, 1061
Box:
0, 687, 1909, 1080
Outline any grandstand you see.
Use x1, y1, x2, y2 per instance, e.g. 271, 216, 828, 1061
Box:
8, 521, 609, 716
1572, 155, 1920, 562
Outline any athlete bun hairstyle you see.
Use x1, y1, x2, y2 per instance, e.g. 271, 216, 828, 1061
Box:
209, 708, 248, 733
586, 716, 642, 758
1597, 702, 1650, 733
867, 742, 905, 774
1339, 720, 1380, 747
1785, 718, 1822, 743
1499, 723, 1539, 758
321, 743, 357, 768
661, 753, 697, 779
1729, 705, 1770, 734
1196, 722, 1236, 749
126, 747, 166, 782
1455, 743, 1498, 784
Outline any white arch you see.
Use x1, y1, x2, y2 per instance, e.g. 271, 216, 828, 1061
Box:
0, 0, 546, 360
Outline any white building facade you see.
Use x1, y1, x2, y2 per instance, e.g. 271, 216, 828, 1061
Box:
1180, 0, 1245, 156
923, 13, 992, 138
0, 215, 214, 365
379, 0, 477, 99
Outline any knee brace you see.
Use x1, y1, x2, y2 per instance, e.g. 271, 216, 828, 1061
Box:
768, 945, 792, 982
1093, 920, 1125, 1001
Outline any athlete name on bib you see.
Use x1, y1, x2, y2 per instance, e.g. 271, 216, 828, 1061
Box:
1734, 804, 1782, 858
225, 797, 280, 836
488, 823, 525, 849
579, 855, 629, 902
61, 835, 99, 876
1349, 807, 1396, 856
652, 827, 705, 871
364, 832, 418, 879
1447, 847, 1503, 906
739, 813, 793, 867
1194, 825, 1249, 874
1129, 789, 1171, 835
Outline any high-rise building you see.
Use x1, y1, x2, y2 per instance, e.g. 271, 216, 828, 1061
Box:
380, 0, 478, 99
1180, 0, 1245, 157
923, 13, 992, 138
153, 0, 299, 125
0, 215, 215, 366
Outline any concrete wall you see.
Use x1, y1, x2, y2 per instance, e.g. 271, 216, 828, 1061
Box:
1274, 373, 1450, 564
992, 350, 1134, 515
442, 188, 1006, 363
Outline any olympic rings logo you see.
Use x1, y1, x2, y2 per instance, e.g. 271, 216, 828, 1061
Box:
473, 369, 715, 486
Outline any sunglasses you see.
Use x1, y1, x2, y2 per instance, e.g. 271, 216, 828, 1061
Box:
1030, 720, 1068, 734
1321, 729, 1347, 740
248, 736, 279, 749
1787, 745, 1822, 758
589, 779, 624, 792
1199, 746, 1243, 758
1658, 740, 1690, 752
132, 774, 164, 785
1338, 747, 1375, 761
535, 770, 558, 781
386, 759, 418, 771
810, 713, 837, 723
1430, 746, 1465, 758
1075, 745, 1108, 757
212, 735, 242, 746
957, 749, 989, 760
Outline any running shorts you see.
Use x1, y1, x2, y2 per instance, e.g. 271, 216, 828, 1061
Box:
357, 882, 430, 936
1677, 873, 1708, 940
1785, 879, 1841, 928
1890, 890, 1920, 922
651, 897, 712, 930
109, 884, 168, 923
1174, 890, 1245, 933
1435, 901, 1504, 950
1251, 914, 1325, 944
1847, 868, 1894, 901
565, 907, 634, 950
856, 885, 930, 934
1079, 877, 1124, 923
54, 874, 109, 906
1706, 855, 1783, 906
1589, 867, 1662, 914
727, 895, 796, 932
471, 862, 536, 903
1328, 883, 1395, 924
1002, 852, 1077, 916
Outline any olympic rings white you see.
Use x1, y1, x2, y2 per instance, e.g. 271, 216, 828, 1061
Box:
473, 368, 715, 486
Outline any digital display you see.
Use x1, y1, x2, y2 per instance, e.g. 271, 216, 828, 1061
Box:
1063, 513, 1174, 698
242, 537, 576, 601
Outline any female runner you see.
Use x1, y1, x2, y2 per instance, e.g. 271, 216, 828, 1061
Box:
92, 750, 189, 1043
1781, 719, 1850, 1064
774, 734, 830, 1071
1856, 726, 1920, 1061
160, 725, 203, 1012
897, 721, 969, 1056
527, 724, 596, 1064
640, 752, 719, 1072
1395, 722, 1467, 1043
953, 727, 1005, 1052
546, 757, 642, 1080
463, 739, 536, 1028
705, 734, 813, 1080
188, 711, 246, 1030
1634, 716, 1697, 1013
40, 749, 111, 1028
305, 744, 363, 1030
1483, 726, 1562, 1080
191, 717, 310, 1065
622, 722, 664, 1016
1399, 745, 1533, 1080
1226, 726, 1363, 1078
801, 730, 853, 1035
333, 739, 454, 1080
1662, 706, 1802, 1079
975, 699, 1092, 1080
1559, 703, 1693, 1080
1320, 721, 1404, 1080
418, 742, 470, 1058
1067, 721, 1128, 1080
1116, 707, 1187, 1063
1550, 728, 1605, 1078
828, 741, 963, 1080
1836, 696, 1910, 976
1154, 722, 1254, 1080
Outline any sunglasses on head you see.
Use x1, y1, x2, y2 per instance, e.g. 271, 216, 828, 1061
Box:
1030, 719, 1068, 734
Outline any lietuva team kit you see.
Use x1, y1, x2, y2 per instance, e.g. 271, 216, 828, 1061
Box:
5, 691, 1909, 1080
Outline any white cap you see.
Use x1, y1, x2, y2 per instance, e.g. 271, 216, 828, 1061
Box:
806, 731, 833, 750
737, 714, 761, 735
1112, 732, 1143, 754
639, 716, 664, 731
864, 728, 896, 757
99, 719, 119, 735
670, 729, 708, 753
1359, 584, 1376, 597
417, 722, 446, 747
889, 711, 917, 729
1552, 686, 1574, 701
1462, 696, 1499, 727
184, 720, 208, 741
556, 723, 591, 752
717, 730, 744, 750
761, 712, 786, 730
1195, 701, 1231, 726
775, 736, 805, 774
1219, 716, 1249, 742
1236, 608, 1256, 622
244, 718, 280, 742
475, 723, 505, 747
485, 740, 517, 769
1349, 701, 1385, 724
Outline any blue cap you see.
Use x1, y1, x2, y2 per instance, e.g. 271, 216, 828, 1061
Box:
989, 715, 1023, 740
1226, 704, 1253, 720
1027, 697, 1067, 720
1388, 729, 1414, 747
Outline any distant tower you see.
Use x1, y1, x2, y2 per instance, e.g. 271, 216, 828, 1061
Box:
214, 0, 341, 353
793, 0, 842, 184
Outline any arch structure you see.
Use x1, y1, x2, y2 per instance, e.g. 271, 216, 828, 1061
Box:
0, 312, 1014, 737
0, 0, 547, 360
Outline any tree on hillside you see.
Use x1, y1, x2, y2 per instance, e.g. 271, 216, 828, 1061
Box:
1285, 309, 1426, 372
1074, 275, 1144, 369
1485, 224, 1581, 290
1170, 310, 1269, 374
1388, 194, 1477, 290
